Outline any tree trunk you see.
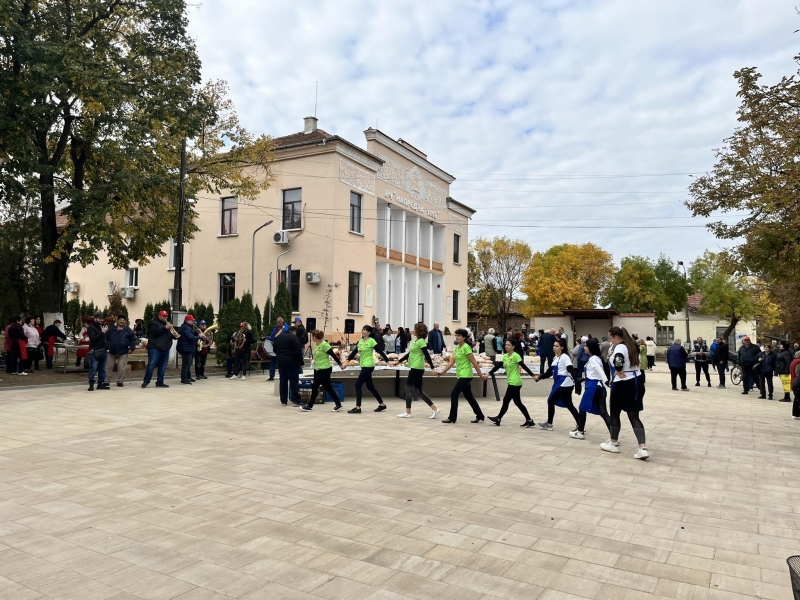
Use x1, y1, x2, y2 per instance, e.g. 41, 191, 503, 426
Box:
40, 172, 69, 313
722, 316, 740, 341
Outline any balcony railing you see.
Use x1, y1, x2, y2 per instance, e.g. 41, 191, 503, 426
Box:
389, 249, 402, 262
404, 253, 417, 266
376, 245, 388, 259
419, 257, 430, 269
432, 261, 443, 272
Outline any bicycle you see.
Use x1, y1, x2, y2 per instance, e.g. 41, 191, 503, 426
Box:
730, 364, 742, 386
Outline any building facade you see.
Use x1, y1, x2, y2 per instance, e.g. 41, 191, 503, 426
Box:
531, 310, 656, 346
66, 118, 473, 337
658, 295, 756, 350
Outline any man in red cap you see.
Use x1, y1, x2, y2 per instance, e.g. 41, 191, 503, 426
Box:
737, 336, 761, 395
142, 310, 175, 388
177, 314, 205, 384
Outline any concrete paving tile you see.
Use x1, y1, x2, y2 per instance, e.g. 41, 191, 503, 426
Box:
172, 560, 264, 597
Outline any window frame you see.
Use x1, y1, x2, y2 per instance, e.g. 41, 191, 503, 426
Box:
656, 326, 674, 346
452, 290, 460, 321
282, 188, 303, 231
347, 271, 361, 314
453, 234, 461, 264
220, 196, 238, 236
349, 191, 363, 234
219, 273, 236, 308
168, 238, 179, 271
125, 267, 139, 289
278, 269, 301, 312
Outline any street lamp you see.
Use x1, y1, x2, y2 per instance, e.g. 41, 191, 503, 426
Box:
251, 221, 274, 299
172, 138, 187, 311
677, 261, 690, 348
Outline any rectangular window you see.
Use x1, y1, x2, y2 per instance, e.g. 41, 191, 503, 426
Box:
656, 326, 674, 346
349, 191, 362, 234
453, 234, 461, 264
221, 196, 238, 235
715, 326, 736, 349
453, 290, 460, 321
348, 272, 361, 313
278, 269, 300, 312
219, 273, 235, 308
168, 238, 178, 270
125, 268, 139, 288
282, 188, 302, 230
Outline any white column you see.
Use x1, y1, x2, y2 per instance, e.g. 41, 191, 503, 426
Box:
414, 216, 421, 260
428, 223, 434, 270
400, 210, 407, 260
385, 205, 392, 255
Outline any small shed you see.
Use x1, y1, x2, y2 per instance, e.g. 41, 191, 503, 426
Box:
531, 310, 655, 345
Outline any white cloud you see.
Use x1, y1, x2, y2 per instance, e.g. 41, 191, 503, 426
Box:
187, 0, 797, 264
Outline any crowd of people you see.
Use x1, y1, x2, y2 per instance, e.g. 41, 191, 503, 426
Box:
4, 315, 69, 376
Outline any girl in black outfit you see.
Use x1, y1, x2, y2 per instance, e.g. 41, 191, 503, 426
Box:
302, 330, 343, 412
534, 338, 581, 431
343, 325, 391, 413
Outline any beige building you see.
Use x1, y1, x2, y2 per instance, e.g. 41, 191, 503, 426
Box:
658, 294, 756, 350
67, 118, 474, 336
531, 310, 657, 346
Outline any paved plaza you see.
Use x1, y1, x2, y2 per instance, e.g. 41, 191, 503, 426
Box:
0, 371, 799, 600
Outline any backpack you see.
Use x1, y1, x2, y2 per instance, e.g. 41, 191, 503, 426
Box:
494, 335, 504, 353
370, 329, 386, 353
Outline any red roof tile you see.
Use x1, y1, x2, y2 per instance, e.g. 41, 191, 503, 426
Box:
272, 129, 335, 149
687, 293, 703, 311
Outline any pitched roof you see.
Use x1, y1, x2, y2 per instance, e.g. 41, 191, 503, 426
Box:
618, 313, 656, 317
272, 129, 335, 149
687, 293, 703, 311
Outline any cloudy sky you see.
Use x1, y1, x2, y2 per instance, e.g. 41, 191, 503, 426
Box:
187, 0, 797, 266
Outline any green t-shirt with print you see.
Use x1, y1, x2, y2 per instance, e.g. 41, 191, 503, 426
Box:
313, 341, 333, 370
358, 337, 377, 367
408, 338, 428, 370
454, 343, 474, 379
503, 352, 522, 386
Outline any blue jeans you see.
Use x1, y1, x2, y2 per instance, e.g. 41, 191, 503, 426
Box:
144, 347, 169, 385
88, 350, 108, 384
269, 357, 276, 379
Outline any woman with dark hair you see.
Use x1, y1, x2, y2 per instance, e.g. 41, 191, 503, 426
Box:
343, 325, 390, 413
776, 340, 794, 402
487, 339, 536, 427
301, 330, 343, 412
396, 327, 408, 354
391, 322, 440, 419
23, 316, 41, 372
437, 328, 488, 424
601, 326, 649, 460
534, 338, 581, 431
571, 338, 611, 440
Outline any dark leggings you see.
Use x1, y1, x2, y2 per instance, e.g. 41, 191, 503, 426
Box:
547, 385, 580, 426
405, 369, 434, 410
759, 373, 773, 397
356, 367, 383, 406
576, 385, 611, 433
610, 379, 646, 444
448, 377, 483, 422
496, 384, 531, 422
695, 361, 710, 383
307, 368, 341, 408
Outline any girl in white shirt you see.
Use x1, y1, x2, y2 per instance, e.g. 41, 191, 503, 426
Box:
534, 338, 581, 431
571, 339, 610, 440
601, 326, 649, 460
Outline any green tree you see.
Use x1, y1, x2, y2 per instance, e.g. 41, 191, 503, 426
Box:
215, 297, 241, 364
254, 305, 262, 337
263, 298, 275, 336
65, 298, 81, 334
469, 237, 532, 333
274, 283, 292, 326
603, 254, 690, 321
0, 3, 275, 314
0, 198, 42, 318
239, 292, 257, 331
523, 243, 615, 314
204, 303, 215, 326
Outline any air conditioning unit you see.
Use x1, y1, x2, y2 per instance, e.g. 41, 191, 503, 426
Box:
305, 272, 321, 284
120, 287, 135, 299
65, 282, 80, 293
273, 230, 290, 245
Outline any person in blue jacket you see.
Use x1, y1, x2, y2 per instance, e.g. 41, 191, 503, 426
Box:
666, 339, 689, 391
176, 315, 204, 385
107, 316, 137, 387
267, 317, 289, 380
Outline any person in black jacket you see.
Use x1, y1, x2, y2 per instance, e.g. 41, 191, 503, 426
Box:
232, 322, 256, 380
107, 316, 137, 387
756, 344, 777, 400
737, 336, 761, 395
776, 341, 794, 402
538, 330, 556, 375
42, 320, 67, 369
7, 317, 27, 375
293, 317, 308, 353
142, 310, 175, 388
713, 337, 729, 388
87, 313, 109, 391
273, 324, 303, 405
176, 315, 204, 385
693, 337, 711, 387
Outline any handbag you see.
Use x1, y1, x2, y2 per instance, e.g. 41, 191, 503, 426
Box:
93, 348, 108, 361
779, 374, 792, 393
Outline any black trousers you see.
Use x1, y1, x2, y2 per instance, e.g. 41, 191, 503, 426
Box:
539, 355, 554, 375
577, 385, 611, 433
716, 363, 726, 386
741, 366, 755, 392
448, 378, 483, 422
670, 367, 687, 389
277, 361, 299, 404
496, 384, 531, 422
547, 385, 580, 426
307, 368, 341, 408
647, 355, 655, 369
405, 369, 434, 410
695, 361, 710, 383
180, 351, 194, 382
355, 367, 383, 406
234, 349, 249, 376
195, 352, 208, 377
793, 389, 800, 417
759, 373, 773, 398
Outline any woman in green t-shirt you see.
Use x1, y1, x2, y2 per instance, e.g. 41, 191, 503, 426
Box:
390, 322, 439, 419
301, 330, 343, 412
436, 328, 488, 423
487, 339, 536, 427
342, 325, 390, 413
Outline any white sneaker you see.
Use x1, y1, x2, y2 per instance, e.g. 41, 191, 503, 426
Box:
569, 430, 585, 440
600, 441, 620, 453
19, 372, 28, 376
241, 375, 246, 381
634, 448, 650, 460
397, 412, 412, 418
429, 408, 440, 419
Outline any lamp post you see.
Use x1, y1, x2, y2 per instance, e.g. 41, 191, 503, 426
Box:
172, 138, 187, 311
251, 221, 273, 300
677, 261, 690, 348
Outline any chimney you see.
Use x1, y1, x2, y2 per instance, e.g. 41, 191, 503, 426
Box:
303, 116, 318, 134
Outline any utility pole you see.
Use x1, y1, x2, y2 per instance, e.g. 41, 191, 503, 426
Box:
172, 138, 187, 311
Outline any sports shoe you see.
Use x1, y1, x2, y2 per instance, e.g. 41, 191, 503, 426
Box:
397, 412, 412, 418
155, 383, 169, 388
347, 407, 361, 414
634, 448, 650, 460
117, 382, 123, 387
88, 382, 94, 391
520, 420, 535, 428
681, 388, 689, 392
17, 371, 28, 376
375, 405, 387, 412
707, 382, 711, 388
716, 384, 725, 388
569, 430, 585, 439
695, 382, 700, 387
539, 422, 553, 431
332, 405, 343, 412
600, 441, 620, 453
291, 402, 301, 407
141, 382, 149, 388
301, 405, 313, 412
429, 408, 440, 419
240, 375, 247, 381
